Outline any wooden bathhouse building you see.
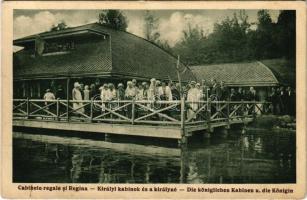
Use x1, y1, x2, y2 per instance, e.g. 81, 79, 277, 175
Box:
190, 59, 295, 101
13, 23, 195, 99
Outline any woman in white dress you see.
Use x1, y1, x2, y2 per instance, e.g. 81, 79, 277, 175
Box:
187, 81, 200, 120
72, 82, 84, 115
147, 78, 156, 101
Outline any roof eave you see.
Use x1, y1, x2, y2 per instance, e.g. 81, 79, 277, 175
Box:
13, 28, 110, 46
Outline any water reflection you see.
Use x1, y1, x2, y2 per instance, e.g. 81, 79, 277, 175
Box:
13, 130, 295, 183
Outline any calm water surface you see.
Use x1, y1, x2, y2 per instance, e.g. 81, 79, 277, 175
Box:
13, 129, 296, 183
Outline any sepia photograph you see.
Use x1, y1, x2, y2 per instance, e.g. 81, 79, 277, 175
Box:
11, 8, 297, 184
10, 8, 299, 185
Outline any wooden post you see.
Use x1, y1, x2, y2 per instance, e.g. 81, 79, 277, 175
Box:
56, 98, 60, 121
90, 98, 94, 122
66, 78, 70, 122
252, 102, 256, 119
203, 131, 211, 138
180, 97, 185, 131
26, 97, 29, 119
179, 97, 186, 146
179, 144, 187, 183
176, 55, 183, 98
207, 98, 212, 132
227, 101, 230, 129
131, 99, 135, 125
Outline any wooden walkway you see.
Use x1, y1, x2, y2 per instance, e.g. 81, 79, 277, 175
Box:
13, 98, 269, 143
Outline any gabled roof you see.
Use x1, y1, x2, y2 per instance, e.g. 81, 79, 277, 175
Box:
13, 37, 112, 79
13, 23, 196, 82
190, 61, 283, 87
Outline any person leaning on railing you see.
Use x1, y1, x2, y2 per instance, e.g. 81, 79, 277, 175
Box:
99, 84, 109, 112
117, 83, 125, 100
83, 85, 90, 115
43, 89, 55, 110
125, 81, 137, 118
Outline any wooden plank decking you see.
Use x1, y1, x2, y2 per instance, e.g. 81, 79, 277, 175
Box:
13, 119, 183, 139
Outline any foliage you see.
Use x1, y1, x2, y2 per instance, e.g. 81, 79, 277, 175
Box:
144, 11, 160, 42
143, 11, 173, 54
98, 10, 128, 31
154, 10, 295, 67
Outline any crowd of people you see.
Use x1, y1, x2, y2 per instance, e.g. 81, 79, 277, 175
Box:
43, 78, 295, 117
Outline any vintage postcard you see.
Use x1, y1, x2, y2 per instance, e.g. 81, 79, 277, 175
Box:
1, 1, 306, 199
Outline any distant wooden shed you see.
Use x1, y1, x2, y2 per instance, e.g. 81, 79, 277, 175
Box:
190, 59, 295, 100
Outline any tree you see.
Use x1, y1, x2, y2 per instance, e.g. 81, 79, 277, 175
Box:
257, 10, 273, 31
98, 10, 128, 31
172, 11, 255, 65
205, 11, 251, 63
144, 11, 160, 42
173, 24, 208, 65
275, 10, 296, 59
142, 11, 172, 53
246, 10, 278, 59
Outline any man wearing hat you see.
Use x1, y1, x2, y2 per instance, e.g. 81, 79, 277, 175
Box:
125, 81, 136, 99
125, 81, 137, 118
117, 83, 125, 100
142, 82, 149, 100
220, 81, 229, 101
210, 79, 221, 100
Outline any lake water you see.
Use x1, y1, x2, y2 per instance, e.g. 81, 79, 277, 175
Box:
13, 128, 296, 183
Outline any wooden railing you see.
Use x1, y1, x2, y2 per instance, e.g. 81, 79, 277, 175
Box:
13, 98, 270, 127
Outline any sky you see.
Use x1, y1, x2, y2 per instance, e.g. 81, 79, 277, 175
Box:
13, 9, 281, 47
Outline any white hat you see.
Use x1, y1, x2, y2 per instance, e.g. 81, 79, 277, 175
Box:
74, 82, 80, 88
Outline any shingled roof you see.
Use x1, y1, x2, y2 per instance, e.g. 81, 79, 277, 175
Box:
190, 61, 290, 87
13, 23, 195, 82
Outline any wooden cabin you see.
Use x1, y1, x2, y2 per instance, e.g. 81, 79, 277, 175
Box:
13, 23, 195, 99
190, 59, 295, 101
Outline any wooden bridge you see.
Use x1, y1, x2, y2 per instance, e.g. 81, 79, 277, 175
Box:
13, 98, 269, 144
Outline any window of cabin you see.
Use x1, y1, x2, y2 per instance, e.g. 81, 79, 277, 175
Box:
44, 41, 75, 54
31, 40, 76, 57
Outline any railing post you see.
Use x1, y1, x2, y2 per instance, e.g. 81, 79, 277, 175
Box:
26, 98, 29, 119
56, 98, 60, 121
207, 98, 212, 132
252, 102, 256, 119
66, 77, 70, 122
90, 98, 94, 122
227, 101, 230, 127
131, 99, 135, 125
180, 97, 185, 133
208, 99, 212, 121
178, 97, 187, 147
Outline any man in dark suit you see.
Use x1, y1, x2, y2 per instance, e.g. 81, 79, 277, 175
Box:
210, 79, 221, 101
285, 86, 295, 116
220, 81, 229, 101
